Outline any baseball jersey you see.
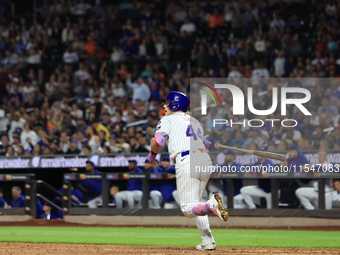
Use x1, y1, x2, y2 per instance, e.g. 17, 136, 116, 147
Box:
56, 188, 83, 203
158, 165, 176, 202
127, 168, 145, 191
0, 197, 6, 208
251, 159, 274, 193
333, 191, 340, 201
10, 194, 25, 208
79, 169, 103, 200
155, 112, 205, 159
36, 198, 43, 218
287, 151, 310, 184
149, 167, 160, 191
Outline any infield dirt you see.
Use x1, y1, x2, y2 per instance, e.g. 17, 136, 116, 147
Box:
0, 243, 340, 255
0, 220, 339, 254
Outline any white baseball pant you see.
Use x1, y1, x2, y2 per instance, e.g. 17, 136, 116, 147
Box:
241, 186, 272, 209
150, 190, 163, 209
295, 187, 333, 210
175, 150, 215, 246
115, 190, 143, 209
88, 195, 102, 208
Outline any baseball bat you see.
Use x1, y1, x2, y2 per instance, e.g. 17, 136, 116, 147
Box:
214, 143, 287, 161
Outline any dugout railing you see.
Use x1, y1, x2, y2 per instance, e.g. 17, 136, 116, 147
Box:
61, 172, 340, 219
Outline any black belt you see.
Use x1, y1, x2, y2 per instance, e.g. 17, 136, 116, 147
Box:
181, 150, 189, 157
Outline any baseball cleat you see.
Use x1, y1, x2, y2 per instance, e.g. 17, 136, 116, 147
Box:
208, 193, 228, 222
196, 243, 216, 251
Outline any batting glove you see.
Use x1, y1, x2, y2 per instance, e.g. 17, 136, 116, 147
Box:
203, 135, 212, 149
146, 151, 157, 163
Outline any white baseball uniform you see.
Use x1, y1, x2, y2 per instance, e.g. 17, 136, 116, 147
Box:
333, 191, 340, 201
155, 112, 215, 245
295, 162, 333, 210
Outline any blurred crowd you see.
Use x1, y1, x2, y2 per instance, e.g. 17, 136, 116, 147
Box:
0, 0, 339, 157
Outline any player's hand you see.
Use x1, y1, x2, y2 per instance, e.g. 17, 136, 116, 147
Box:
146, 151, 157, 164
203, 135, 211, 149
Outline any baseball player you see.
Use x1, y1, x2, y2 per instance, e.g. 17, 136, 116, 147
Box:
79, 161, 103, 208
0, 189, 8, 208
333, 179, 340, 206
220, 150, 246, 209
286, 144, 310, 186
10, 186, 25, 208
156, 156, 178, 209
280, 144, 310, 206
146, 91, 228, 251
115, 160, 145, 209
240, 154, 275, 209
143, 159, 162, 209
295, 150, 333, 209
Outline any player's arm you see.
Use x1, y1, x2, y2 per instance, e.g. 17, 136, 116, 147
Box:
146, 132, 168, 163
150, 137, 163, 154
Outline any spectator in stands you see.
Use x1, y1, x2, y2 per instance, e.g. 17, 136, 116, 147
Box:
9, 112, 25, 143
82, 145, 92, 155
209, 8, 224, 28
0, 108, 7, 137
62, 45, 79, 65
114, 136, 130, 154
230, 130, 246, 148
126, 73, 151, 105
20, 122, 38, 150
10, 186, 25, 208
66, 139, 81, 154
129, 137, 149, 153
92, 119, 110, 141
0, 0, 336, 162
180, 18, 196, 34
318, 96, 338, 116
86, 126, 100, 154
242, 128, 265, 150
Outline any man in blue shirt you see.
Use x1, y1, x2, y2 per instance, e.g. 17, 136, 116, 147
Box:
79, 160, 103, 208
126, 74, 151, 105
40, 202, 59, 220
144, 159, 162, 209
115, 160, 145, 208
240, 155, 275, 209
279, 144, 310, 207
0, 189, 7, 208
286, 144, 310, 185
10, 186, 25, 208
158, 156, 177, 209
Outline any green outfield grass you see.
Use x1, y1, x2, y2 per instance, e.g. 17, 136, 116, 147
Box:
0, 227, 339, 248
